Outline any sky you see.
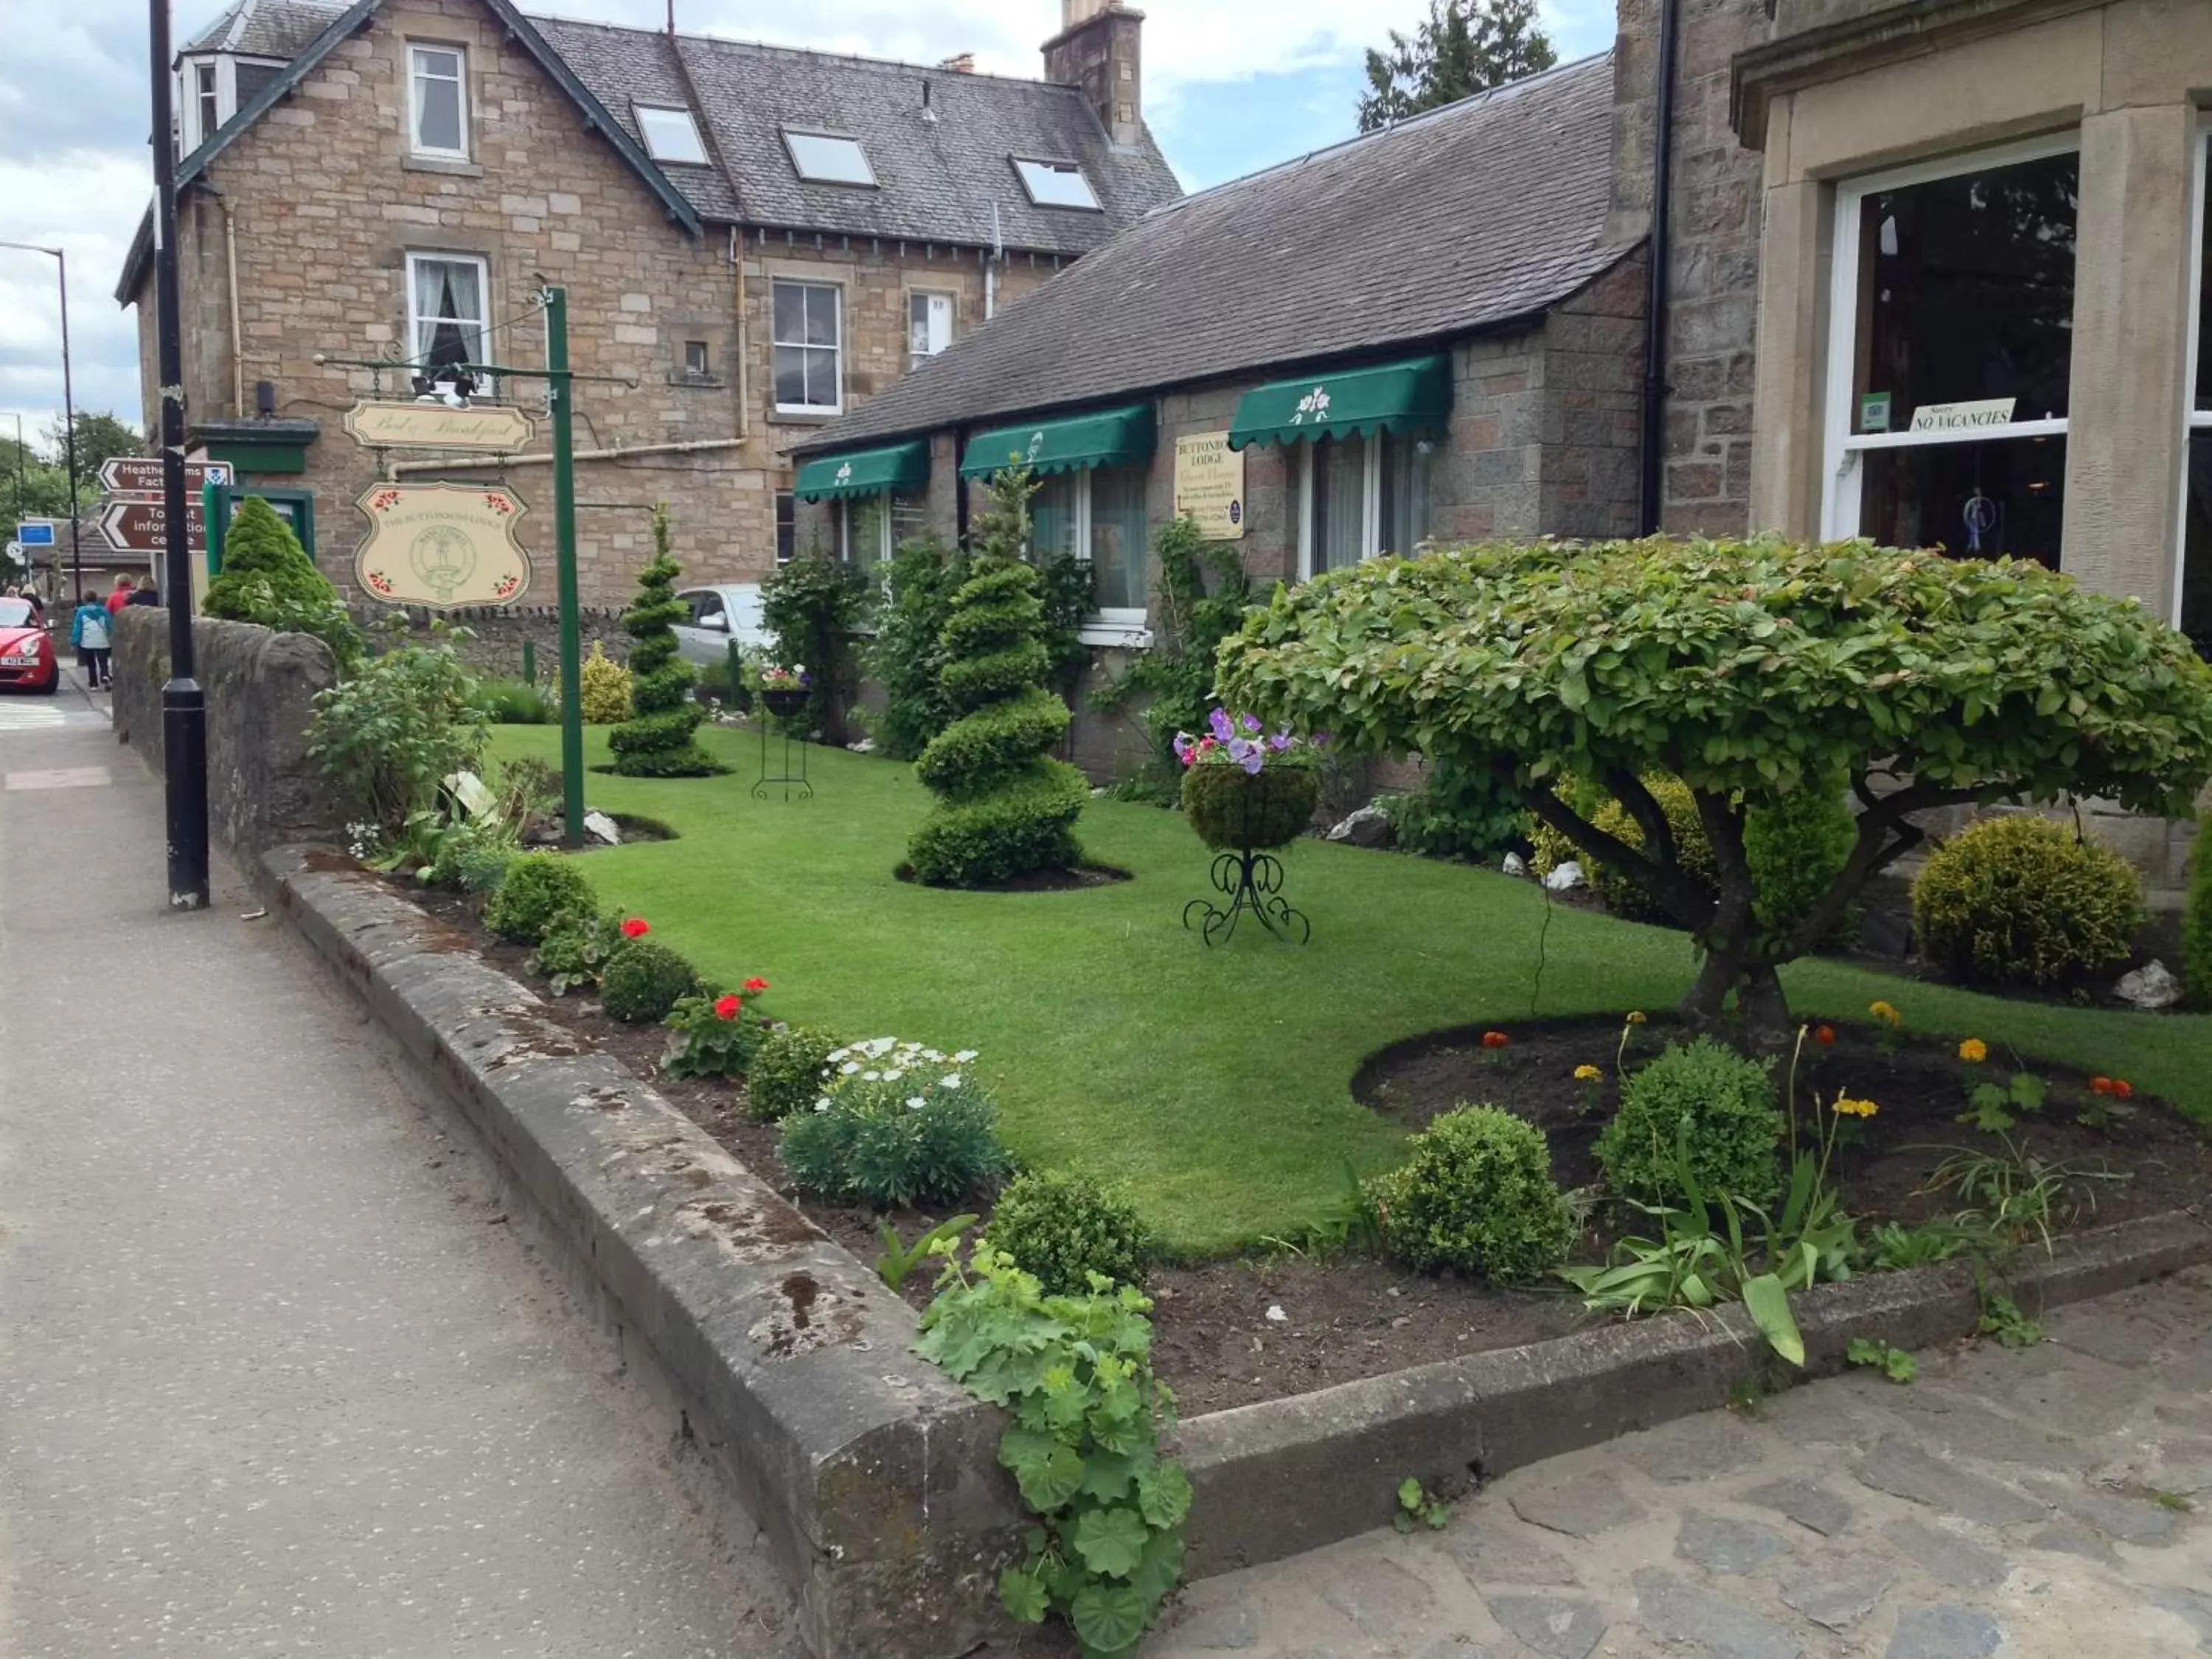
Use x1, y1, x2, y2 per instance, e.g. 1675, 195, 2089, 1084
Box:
0, 0, 1616, 457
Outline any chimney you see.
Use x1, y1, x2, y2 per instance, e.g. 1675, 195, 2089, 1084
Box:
937, 52, 975, 74
1041, 1, 1144, 150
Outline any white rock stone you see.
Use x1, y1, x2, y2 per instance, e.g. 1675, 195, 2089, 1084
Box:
582, 810, 622, 846
1326, 804, 1393, 847
1543, 859, 1585, 891
1265, 1304, 1289, 1324
846, 737, 877, 754
2115, 959, 2183, 1011
1502, 851, 1528, 877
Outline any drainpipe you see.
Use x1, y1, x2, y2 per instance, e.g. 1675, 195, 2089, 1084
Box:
1638, 0, 1680, 537
986, 201, 1004, 320
730, 224, 748, 442
206, 187, 246, 417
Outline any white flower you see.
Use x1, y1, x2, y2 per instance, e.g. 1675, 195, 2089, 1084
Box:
922, 1049, 946, 1063
883, 1069, 903, 1082
905, 1096, 925, 1110
953, 1050, 978, 1063
827, 1048, 849, 1063
942, 1074, 962, 1089
813, 1099, 831, 1112
841, 1061, 860, 1076
862, 1070, 881, 1082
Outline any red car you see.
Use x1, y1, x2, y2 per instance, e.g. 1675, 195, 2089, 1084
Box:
0, 597, 58, 695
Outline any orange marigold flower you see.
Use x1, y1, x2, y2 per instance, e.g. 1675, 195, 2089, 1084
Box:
1814, 1025, 1837, 1046
1868, 1000, 1902, 1026
2112, 1079, 2135, 1100
1481, 1030, 1512, 1049
2090, 1076, 2115, 1096
1958, 1038, 1989, 1063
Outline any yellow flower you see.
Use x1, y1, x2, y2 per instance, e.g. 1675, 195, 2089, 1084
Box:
1626, 1010, 1648, 1025
1868, 1001, 1902, 1026
1574, 1064, 1604, 1082
1958, 1038, 1989, 1063
1832, 1096, 1880, 1119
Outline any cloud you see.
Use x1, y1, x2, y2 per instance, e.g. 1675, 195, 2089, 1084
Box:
0, 0, 1620, 442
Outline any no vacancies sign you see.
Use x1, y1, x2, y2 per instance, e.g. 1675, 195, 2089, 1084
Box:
1908, 397, 2017, 434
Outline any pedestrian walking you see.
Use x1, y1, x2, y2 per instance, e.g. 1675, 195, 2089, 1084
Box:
126, 576, 159, 608
70, 590, 113, 690
105, 574, 134, 619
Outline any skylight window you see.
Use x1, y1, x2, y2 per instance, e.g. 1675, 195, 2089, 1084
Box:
1013, 157, 1100, 211
636, 105, 707, 166
783, 130, 877, 187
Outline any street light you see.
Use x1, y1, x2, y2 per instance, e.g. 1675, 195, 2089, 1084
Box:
0, 240, 83, 603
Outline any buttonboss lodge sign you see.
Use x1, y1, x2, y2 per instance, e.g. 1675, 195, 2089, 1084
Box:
1174, 431, 1245, 540
354, 483, 532, 608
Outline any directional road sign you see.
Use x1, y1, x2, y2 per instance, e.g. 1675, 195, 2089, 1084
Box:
97, 457, 232, 497
100, 498, 208, 555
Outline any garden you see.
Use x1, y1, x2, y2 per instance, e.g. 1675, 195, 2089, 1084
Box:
270, 473, 2212, 1657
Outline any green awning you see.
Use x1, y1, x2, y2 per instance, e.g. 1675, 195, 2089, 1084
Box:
1227, 355, 1453, 450
959, 403, 1156, 480
793, 440, 929, 501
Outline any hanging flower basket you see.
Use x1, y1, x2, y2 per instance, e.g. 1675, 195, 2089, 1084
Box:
756, 662, 811, 720
761, 687, 810, 719
1176, 712, 1324, 851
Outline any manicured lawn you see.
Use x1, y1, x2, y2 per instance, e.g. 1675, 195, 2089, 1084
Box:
495, 725, 2211, 1255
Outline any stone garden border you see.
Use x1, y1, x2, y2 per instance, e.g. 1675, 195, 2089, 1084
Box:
262, 844, 2212, 1652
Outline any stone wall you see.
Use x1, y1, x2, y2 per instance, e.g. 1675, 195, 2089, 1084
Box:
134, 0, 1061, 616
355, 602, 630, 681
1610, 0, 1773, 536
113, 606, 344, 858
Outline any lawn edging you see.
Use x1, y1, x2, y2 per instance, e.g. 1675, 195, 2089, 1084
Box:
261, 845, 1023, 1659
1178, 1208, 2211, 1574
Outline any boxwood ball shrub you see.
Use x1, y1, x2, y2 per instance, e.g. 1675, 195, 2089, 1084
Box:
598, 940, 700, 1024
984, 1168, 1158, 1295
747, 1023, 846, 1122
908, 467, 1087, 887
484, 851, 595, 945
1598, 1037, 1782, 1205
1363, 1105, 1576, 1280
1913, 814, 2146, 989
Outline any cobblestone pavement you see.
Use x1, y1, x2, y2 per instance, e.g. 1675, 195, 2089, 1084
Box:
1150, 1269, 2212, 1658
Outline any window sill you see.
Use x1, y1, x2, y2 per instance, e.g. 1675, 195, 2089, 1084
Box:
1079, 620, 1151, 650
403, 154, 481, 177
769, 408, 843, 427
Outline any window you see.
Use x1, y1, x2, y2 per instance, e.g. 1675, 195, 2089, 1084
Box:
1823, 138, 2079, 566
1030, 465, 1151, 619
1293, 431, 1433, 576
771, 281, 842, 414
406, 252, 489, 380
1013, 158, 1101, 211
193, 61, 218, 147
408, 44, 467, 159
2179, 128, 2212, 655
836, 493, 927, 575
683, 338, 711, 378
776, 491, 796, 565
908, 293, 953, 370
783, 131, 876, 187
637, 105, 707, 165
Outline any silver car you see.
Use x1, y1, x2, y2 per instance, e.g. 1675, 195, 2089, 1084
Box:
672, 584, 771, 673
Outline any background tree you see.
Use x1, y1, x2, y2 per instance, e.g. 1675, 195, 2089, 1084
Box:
608, 504, 723, 776
1357, 0, 1555, 131
1217, 535, 2212, 1044
906, 465, 1088, 886
46, 411, 142, 480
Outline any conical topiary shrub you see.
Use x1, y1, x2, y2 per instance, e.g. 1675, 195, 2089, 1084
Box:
607, 504, 725, 776
906, 467, 1087, 886
204, 494, 361, 664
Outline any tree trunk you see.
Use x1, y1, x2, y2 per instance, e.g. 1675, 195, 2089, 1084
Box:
1679, 951, 1794, 1056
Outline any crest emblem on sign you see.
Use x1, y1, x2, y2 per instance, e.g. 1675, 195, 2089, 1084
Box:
1290, 386, 1332, 425
354, 482, 532, 609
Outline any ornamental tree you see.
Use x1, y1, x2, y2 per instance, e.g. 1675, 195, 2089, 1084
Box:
1217, 535, 2212, 1042
204, 494, 362, 666
608, 504, 724, 776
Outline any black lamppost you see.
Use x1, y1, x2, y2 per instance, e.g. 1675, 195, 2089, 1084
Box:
0, 240, 83, 601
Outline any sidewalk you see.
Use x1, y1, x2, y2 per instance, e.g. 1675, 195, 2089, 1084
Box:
0, 686, 800, 1657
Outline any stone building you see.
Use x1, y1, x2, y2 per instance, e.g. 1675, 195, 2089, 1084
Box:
787, 55, 1647, 776
114, 0, 1178, 608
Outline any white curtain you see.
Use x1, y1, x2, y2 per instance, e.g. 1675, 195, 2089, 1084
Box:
1088, 465, 1149, 610
1311, 434, 1366, 573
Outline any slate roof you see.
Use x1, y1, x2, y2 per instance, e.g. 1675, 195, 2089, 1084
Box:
529, 17, 743, 224
793, 52, 1630, 456
184, 0, 350, 59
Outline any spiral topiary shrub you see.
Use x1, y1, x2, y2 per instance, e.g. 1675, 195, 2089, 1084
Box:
484, 851, 594, 945
599, 940, 700, 1023
746, 1023, 846, 1121
1913, 813, 2145, 989
1598, 1037, 1781, 1205
907, 467, 1086, 887
1363, 1105, 1576, 1280
606, 504, 724, 776
985, 1168, 1158, 1295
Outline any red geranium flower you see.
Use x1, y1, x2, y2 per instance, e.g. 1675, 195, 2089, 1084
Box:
743, 977, 770, 993
1481, 1030, 1511, 1049
2089, 1076, 2115, 1095
2112, 1079, 2135, 1100
620, 917, 650, 939
713, 993, 742, 1020
1813, 1025, 1836, 1046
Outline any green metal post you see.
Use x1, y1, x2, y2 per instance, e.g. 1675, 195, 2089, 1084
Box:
545, 285, 585, 844
726, 638, 742, 706
204, 481, 227, 577
521, 638, 537, 688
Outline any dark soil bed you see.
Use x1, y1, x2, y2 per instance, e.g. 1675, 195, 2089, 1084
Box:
893, 862, 1133, 892
405, 882, 2208, 1419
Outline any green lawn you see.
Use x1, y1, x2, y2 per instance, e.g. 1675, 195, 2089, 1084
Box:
495, 725, 2211, 1255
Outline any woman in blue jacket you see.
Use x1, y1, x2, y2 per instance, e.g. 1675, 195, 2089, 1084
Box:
69, 589, 113, 690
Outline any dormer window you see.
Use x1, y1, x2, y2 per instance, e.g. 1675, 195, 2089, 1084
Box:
637, 105, 707, 166
783, 130, 876, 187
193, 62, 218, 146
408, 44, 468, 159
1013, 157, 1100, 211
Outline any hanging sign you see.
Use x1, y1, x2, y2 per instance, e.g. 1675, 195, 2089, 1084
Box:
1174, 431, 1245, 540
343, 400, 537, 452
1908, 397, 2015, 435
353, 482, 532, 608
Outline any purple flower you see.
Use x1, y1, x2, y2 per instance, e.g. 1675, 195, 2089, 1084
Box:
1208, 708, 1235, 742
1267, 731, 1292, 752
1173, 732, 1194, 761
1239, 748, 1265, 775
1240, 713, 1262, 734
1311, 731, 1334, 749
